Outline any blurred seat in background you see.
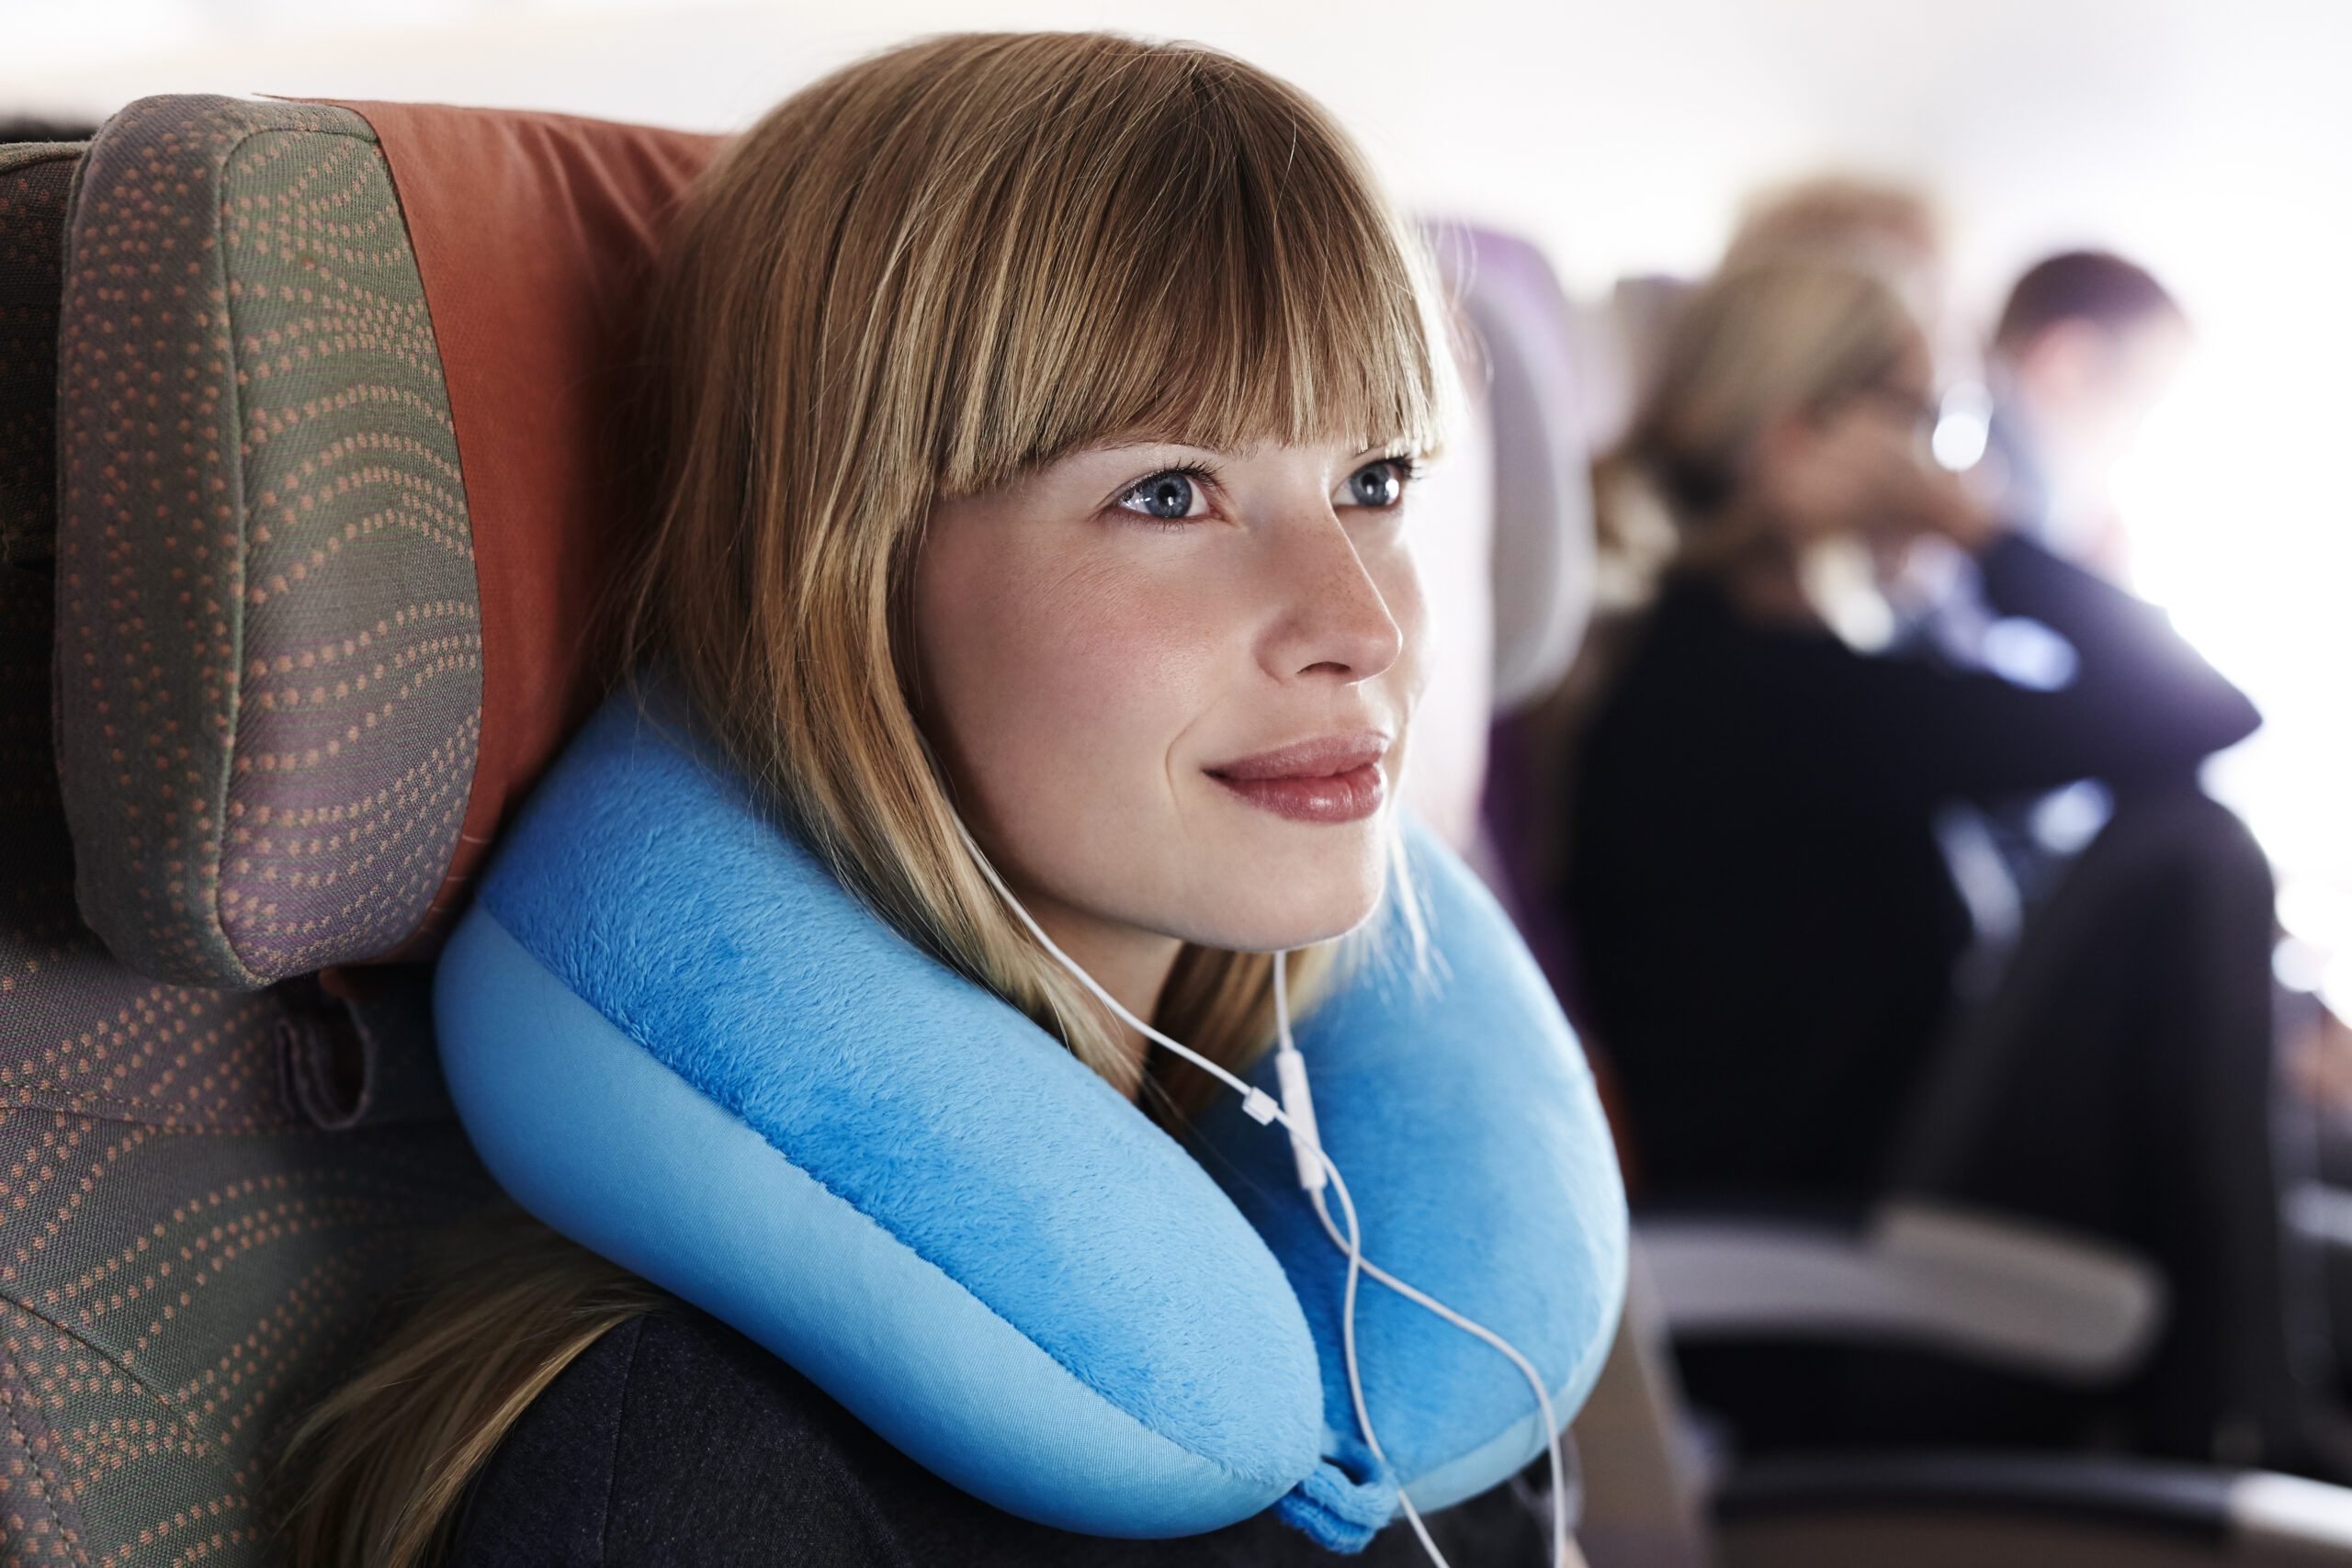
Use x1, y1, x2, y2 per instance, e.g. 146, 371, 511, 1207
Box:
1408, 222, 1600, 891
1464, 207, 2352, 1568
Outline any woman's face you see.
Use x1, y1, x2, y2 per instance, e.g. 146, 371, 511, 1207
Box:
914, 439, 1427, 983
1754, 340, 1946, 553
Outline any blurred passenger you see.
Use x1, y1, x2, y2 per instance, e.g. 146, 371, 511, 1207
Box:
1592, 175, 1949, 616
1556, 261, 2331, 1471
1983, 249, 2190, 578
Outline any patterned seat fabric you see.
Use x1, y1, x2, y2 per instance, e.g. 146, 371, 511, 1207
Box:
6, 130, 496, 1566
19, 93, 721, 1563
53, 99, 482, 992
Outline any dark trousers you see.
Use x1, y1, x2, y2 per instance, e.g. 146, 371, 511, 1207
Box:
1679, 787, 2334, 1472
1888, 785, 2328, 1472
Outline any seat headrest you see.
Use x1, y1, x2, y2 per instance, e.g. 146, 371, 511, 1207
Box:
53, 96, 719, 989
1429, 224, 1597, 715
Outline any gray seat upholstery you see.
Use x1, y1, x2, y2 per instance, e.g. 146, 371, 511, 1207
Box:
2, 112, 502, 1567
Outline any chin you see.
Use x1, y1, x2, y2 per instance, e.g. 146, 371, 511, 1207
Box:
1193, 820, 1391, 953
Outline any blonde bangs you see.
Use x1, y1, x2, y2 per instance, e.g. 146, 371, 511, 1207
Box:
888, 36, 1448, 491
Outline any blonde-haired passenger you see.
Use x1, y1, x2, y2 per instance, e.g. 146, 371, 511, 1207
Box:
1556, 260, 2331, 1470
285, 32, 1554, 1568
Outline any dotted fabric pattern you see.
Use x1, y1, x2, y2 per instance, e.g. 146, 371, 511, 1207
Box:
10, 554, 495, 1565
16, 141, 499, 1561
0, 1116, 491, 1568
0, 144, 76, 570
54, 97, 481, 991
8, 526, 289, 1134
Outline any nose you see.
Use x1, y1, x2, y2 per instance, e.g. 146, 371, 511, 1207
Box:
1254, 506, 1407, 686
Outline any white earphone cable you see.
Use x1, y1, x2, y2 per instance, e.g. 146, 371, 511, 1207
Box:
1278, 954, 1569, 1568
956, 823, 1574, 1568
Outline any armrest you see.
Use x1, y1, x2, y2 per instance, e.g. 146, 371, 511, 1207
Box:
1715, 1450, 2352, 1564
1636, 1199, 2165, 1382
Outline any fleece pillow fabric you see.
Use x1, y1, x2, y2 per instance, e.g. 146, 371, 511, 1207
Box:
436, 685, 1627, 1546
1193, 839, 1628, 1518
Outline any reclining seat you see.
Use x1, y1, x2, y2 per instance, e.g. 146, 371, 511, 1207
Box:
0, 96, 712, 1564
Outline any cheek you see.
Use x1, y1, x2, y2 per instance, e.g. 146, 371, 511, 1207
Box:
916, 536, 1226, 829
1781, 431, 1871, 532
1388, 548, 1433, 696
1366, 536, 1433, 722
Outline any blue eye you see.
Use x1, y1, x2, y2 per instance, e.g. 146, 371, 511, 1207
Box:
1344, 460, 1405, 509
1118, 470, 1198, 520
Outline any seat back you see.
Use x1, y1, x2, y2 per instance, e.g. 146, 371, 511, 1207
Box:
1430, 223, 1600, 717
3, 96, 712, 1563
1428, 226, 1606, 988
3, 119, 503, 1568
52, 100, 481, 989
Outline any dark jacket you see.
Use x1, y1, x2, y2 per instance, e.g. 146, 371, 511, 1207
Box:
448, 1306, 1550, 1567
1563, 533, 2259, 1201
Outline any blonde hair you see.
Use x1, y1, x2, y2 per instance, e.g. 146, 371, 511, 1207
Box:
283, 1213, 667, 1568
284, 32, 1446, 1566
1720, 174, 1944, 310
1605, 261, 1921, 583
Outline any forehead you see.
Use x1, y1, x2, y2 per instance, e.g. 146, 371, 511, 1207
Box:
2117, 310, 2192, 359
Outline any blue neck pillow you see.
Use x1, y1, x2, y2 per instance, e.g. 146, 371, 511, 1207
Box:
435, 687, 1626, 1549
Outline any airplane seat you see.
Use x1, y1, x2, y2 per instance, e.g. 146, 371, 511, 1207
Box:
1, 107, 509, 1568
1404, 223, 1600, 874
1448, 220, 2352, 1566
1428, 221, 1600, 728
1, 96, 717, 1563
12, 130, 490, 1566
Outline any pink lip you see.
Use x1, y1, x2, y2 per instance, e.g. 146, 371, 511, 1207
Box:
1206, 734, 1390, 825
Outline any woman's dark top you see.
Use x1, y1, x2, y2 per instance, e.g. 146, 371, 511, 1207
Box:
1563, 533, 2259, 1201
448, 1306, 1549, 1567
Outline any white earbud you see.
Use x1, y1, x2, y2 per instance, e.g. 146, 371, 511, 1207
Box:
1272, 952, 1328, 1195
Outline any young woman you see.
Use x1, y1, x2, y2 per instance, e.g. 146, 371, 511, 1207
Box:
286, 32, 1556, 1568
1559, 262, 2324, 1469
